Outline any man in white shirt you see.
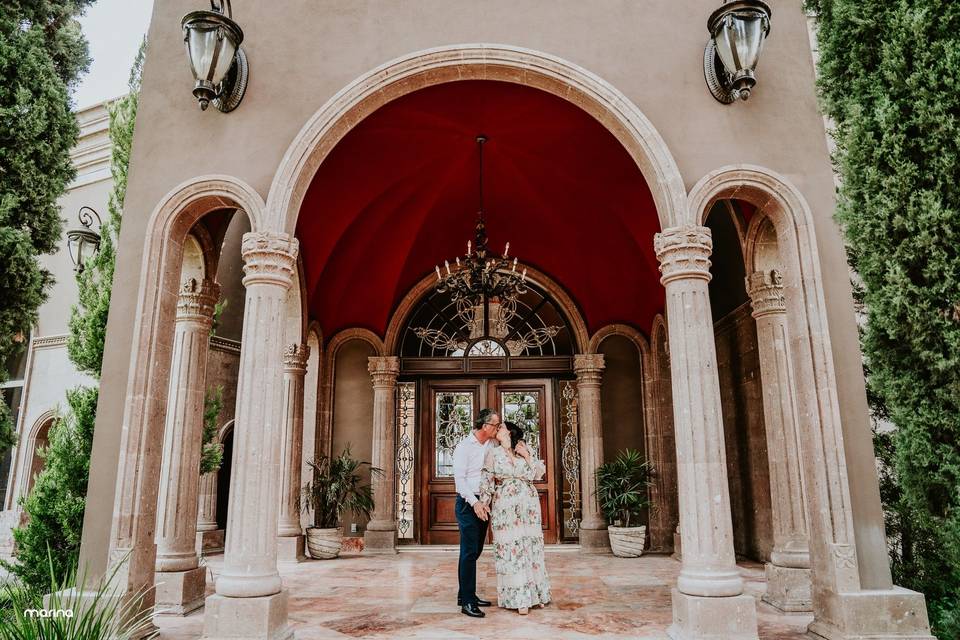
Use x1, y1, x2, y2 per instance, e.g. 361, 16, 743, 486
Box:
453, 407, 500, 617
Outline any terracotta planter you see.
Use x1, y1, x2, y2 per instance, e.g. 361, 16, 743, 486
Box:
305, 527, 343, 559
608, 525, 646, 558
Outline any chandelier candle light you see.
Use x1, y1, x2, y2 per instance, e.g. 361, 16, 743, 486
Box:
434, 135, 528, 309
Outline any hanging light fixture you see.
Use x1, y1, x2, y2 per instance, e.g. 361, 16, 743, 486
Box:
66, 206, 102, 273
181, 0, 248, 112
703, 0, 772, 104
434, 135, 528, 305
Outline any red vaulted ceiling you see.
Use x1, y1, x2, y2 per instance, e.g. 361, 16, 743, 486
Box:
296, 80, 664, 342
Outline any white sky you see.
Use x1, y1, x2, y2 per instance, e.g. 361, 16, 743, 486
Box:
73, 0, 155, 110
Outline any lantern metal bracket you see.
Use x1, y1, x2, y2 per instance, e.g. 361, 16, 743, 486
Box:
703, 39, 739, 104
213, 46, 248, 113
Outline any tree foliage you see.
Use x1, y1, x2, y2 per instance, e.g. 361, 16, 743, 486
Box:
199, 386, 224, 475
808, 1, 960, 635
0, 1, 93, 455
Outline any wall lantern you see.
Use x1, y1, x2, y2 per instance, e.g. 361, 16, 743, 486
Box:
703, 0, 772, 104
66, 206, 102, 273
181, 0, 248, 112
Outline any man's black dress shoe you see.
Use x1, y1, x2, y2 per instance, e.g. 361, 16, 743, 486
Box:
458, 598, 492, 607
461, 603, 485, 618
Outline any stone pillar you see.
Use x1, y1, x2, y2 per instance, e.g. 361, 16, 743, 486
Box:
196, 471, 224, 556
364, 356, 401, 553
154, 277, 219, 616
654, 226, 758, 640
746, 270, 812, 612
574, 353, 610, 553
204, 231, 297, 640
277, 343, 309, 562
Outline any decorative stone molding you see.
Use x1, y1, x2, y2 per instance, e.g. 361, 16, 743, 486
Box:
745, 270, 786, 318
573, 353, 607, 548
283, 342, 310, 371
573, 353, 605, 382
654, 226, 713, 284
265, 44, 686, 235
367, 356, 400, 387
240, 231, 299, 289
209, 336, 241, 354
176, 278, 220, 322
32, 335, 69, 350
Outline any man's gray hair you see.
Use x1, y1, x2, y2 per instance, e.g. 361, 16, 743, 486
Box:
475, 408, 499, 430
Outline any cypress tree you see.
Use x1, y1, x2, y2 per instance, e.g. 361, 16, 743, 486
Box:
808, 2, 960, 635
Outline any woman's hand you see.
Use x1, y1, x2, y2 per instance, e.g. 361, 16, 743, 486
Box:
515, 441, 532, 461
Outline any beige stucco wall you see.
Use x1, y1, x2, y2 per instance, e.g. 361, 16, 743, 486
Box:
599, 335, 646, 463
82, 0, 885, 584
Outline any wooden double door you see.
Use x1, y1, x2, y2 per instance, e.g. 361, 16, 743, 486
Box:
419, 378, 557, 544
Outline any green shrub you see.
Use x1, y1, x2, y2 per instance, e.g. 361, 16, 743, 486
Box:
301, 446, 381, 529
199, 386, 224, 475
595, 449, 652, 528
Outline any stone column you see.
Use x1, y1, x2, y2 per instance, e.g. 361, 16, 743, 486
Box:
204, 231, 297, 640
574, 353, 609, 552
364, 356, 401, 553
196, 471, 224, 556
154, 277, 219, 616
654, 226, 758, 640
277, 342, 309, 562
746, 270, 812, 612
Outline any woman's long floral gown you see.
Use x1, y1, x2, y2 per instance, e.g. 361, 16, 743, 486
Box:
479, 445, 552, 610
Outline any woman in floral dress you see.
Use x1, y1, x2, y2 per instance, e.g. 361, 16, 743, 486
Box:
478, 421, 552, 615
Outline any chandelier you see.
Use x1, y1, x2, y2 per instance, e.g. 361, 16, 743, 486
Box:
434, 135, 528, 305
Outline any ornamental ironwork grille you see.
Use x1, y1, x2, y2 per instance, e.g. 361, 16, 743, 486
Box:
395, 382, 416, 539
400, 280, 574, 358
559, 379, 582, 540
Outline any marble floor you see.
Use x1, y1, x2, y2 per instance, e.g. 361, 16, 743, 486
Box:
157, 548, 813, 639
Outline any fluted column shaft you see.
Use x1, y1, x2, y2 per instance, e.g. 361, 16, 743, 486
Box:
197, 472, 218, 532
278, 343, 309, 537
217, 231, 298, 598
155, 278, 219, 572
747, 270, 810, 569
655, 226, 742, 598
367, 356, 400, 530
575, 353, 606, 532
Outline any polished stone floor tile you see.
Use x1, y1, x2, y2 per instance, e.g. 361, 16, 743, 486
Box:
156, 550, 813, 639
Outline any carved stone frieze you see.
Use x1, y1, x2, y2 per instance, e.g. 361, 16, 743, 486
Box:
240, 231, 299, 288
573, 353, 605, 385
654, 225, 713, 284
367, 356, 401, 388
176, 278, 220, 322
282, 343, 310, 371
746, 270, 787, 318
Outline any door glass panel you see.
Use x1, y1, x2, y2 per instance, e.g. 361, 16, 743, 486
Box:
435, 392, 474, 477
500, 391, 542, 457
396, 382, 416, 539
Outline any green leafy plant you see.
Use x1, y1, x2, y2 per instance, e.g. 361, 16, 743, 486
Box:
0, 549, 156, 639
199, 386, 224, 475
301, 446, 381, 529
595, 449, 652, 528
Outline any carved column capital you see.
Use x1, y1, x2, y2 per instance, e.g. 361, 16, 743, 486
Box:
176, 278, 220, 322
368, 356, 401, 388
654, 225, 713, 285
574, 353, 605, 385
282, 343, 310, 373
241, 231, 299, 289
746, 270, 787, 318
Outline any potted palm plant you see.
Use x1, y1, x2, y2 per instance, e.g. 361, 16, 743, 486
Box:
595, 448, 653, 558
300, 446, 381, 559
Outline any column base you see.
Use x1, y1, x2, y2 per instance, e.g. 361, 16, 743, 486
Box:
203, 591, 293, 640
277, 535, 306, 563
668, 589, 758, 640
154, 566, 206, 616
578, 527, 610, 553
363, 529, 397, 554
761, 563, 811, 612
197, 529, 225, 556
807, 587, 934, 640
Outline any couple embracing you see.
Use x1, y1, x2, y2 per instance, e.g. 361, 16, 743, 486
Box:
452, 408, 552, 618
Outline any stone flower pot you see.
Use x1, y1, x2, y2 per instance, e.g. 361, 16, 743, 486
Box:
608, 525, 646, 558
305, 527, 343, 559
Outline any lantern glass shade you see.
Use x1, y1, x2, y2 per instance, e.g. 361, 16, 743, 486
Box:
182, 10, 244, 109
66, 229, 101, 272
713, 10, 768, 79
